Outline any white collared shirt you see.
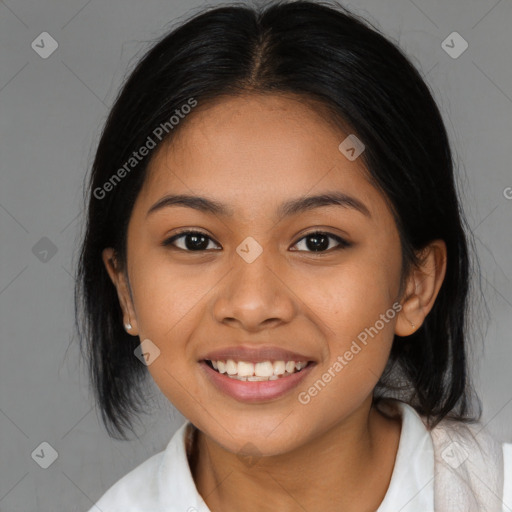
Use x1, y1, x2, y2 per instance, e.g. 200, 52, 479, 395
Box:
88, 402, 512, 512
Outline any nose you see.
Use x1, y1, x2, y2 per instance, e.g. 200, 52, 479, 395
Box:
212, 246, 297, 333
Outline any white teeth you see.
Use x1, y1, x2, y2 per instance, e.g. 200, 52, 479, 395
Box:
208, 358, 309, 379
228, 373, 289, 381
237, 361, 254, 377
273, 361, 285, 375
254, 361, 274, 377
248, 375, 277, 381
285, 361, 296, 373
226, 359, 238, 375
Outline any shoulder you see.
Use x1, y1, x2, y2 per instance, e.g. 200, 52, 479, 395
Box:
88, 449, 166, 512
427, 413, 512, 511
87, 421, 192, 512
382, 400, 512, 511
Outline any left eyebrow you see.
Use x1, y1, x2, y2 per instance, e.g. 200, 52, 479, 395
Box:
277, 191, 371, 220
146, 191, 371, 219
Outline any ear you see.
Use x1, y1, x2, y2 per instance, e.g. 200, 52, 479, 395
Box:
102, 247, 139, 336
395, 239, 447, 336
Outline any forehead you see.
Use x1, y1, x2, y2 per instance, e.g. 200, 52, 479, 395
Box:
137, 94, 388, 222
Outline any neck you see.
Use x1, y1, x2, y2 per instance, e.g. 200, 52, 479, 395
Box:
189, 399, 401, 512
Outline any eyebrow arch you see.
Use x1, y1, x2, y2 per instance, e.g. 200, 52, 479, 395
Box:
146, 191, 371, 220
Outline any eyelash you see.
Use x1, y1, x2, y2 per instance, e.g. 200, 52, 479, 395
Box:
162, 229, 351, 253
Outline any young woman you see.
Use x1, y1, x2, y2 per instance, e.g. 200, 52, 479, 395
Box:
75, 1, 512, 511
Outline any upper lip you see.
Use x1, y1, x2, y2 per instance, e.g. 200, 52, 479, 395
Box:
200, 345, 315, 364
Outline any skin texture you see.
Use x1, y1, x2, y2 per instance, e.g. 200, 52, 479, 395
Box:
103, 93, 447, 512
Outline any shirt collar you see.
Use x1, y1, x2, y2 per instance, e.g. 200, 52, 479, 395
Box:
157, 421, 211, 511
375, 399, 435, 512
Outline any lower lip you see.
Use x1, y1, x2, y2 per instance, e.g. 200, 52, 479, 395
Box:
199, 361, 315, 403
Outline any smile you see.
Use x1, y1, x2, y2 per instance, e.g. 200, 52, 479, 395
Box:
200, 359, 316, 403
205, 359, 310, 381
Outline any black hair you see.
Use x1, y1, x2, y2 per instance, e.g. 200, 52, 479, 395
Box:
75, 0, 481, 439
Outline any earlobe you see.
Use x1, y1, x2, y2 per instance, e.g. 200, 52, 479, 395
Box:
102, 248, 139, 336
395, 239, 447, 337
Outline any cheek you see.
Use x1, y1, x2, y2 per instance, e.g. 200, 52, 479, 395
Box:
297, 244, 401, 376
129, 251, 216, 340
295, 266, 398, 419
303, 252, 400, 331
128, 256, 212, 411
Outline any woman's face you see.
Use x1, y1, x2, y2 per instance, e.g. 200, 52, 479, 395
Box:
106, 93, 407, 457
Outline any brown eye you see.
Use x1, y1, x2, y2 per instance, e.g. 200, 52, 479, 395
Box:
291, 231, 351, 252
162, 230, 221, 251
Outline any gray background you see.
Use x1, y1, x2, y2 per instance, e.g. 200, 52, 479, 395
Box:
0, 0, 511, 510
